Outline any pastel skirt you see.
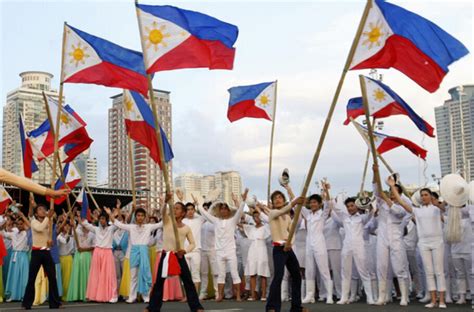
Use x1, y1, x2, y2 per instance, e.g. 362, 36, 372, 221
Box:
153, 251, 183, 301
119, 257, 131, 298
66, 251, 92, 301
149, 246, 157, 278
60, 255, 73, 301
86, 247, 117, 302
5, 251, 29, 301
32, 264, 63, 305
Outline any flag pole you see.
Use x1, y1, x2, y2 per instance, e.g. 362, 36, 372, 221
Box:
135, 3, 181, 251
285, 0, 373, 249
267, 80, 278, 204
72, 160, 100, 211
359, 148, 370, 196
126, 134, 136, 208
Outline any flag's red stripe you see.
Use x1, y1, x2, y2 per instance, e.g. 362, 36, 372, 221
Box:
125, 120, 162, 168
351, 35, 446, 92
227, 100, 271, 122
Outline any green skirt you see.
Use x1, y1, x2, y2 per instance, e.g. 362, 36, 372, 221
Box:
66, 251, 91, 302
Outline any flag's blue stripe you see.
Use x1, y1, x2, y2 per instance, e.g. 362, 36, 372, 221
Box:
376, 0, 469, 72
137, 4, 238, 49
228, 82, 273, 107
347, 97, 363, 110
54, 163, 69, 190
367, 77, 428, 133
68, 24, 147, 76
81, 191, 89, 219
29, 119, 50, 138
160, 126, 174, 162
130, 91, 156, 129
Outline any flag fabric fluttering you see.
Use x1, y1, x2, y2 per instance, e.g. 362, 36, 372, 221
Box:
48, 163, 81, 205
62, 24, 149, 97
136, 4, 238, 73
76, 187, 91, 221
123, 90, 173, 168
28, 96, 93, 163
19, 114, 38, 178
355, 122, 427, 159
0, 186, 13, 215
344, 76, 435, 137
350, 0, 469, 92
227, 81, 276, 122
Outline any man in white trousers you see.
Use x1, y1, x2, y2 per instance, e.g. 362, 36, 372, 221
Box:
183, 201, 205, 293
323, 214, 343, 300
198, 202, 218, 300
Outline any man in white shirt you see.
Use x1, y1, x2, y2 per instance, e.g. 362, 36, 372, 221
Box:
183, 202, 205, 293
199, 202, 219, 300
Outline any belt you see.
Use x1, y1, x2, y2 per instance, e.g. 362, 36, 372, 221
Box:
272, 242, 286, 247
32, 246, 50, 251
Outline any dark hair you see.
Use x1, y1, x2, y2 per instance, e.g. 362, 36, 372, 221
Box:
135, 208, 147, 217
175, 202, 186, 214
99, 212, 109, 223
33, 204, 48, 216
185, 202, 195, 210
393, 184, 403, 195
218, 203, 230, 210
420, 188, 433, 196
431, 191, 439, 199
344, 197, 356, 206
252, 210, 260, 216
309, 194, 322, 204
270, 190, 286, 204
149, 216, 158, 223
203, 202, 212, 208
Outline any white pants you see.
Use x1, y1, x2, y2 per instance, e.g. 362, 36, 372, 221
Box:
376, 240, 409, 280
328, 249, 342, 298
305, 247, 332, 294
185, 250, 201, 283
113, 250, 125, 293
452, 254, 472, 294
341, 247, 371, 284
129, 267, 150, 301
200, 249, 218, 296
406, 249, 423, 294
217, 249, 241, 284
419, 243, 446, 292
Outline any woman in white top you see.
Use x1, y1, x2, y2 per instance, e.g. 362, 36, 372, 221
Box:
388, 179, 447, 309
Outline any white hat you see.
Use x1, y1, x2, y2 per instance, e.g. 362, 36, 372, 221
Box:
245, 195, 258, 208
210, 202, 238, 218
410, 190, 422, 207
206, 188, 221, 202
440, 174, 469, 207
385, 172, 401, 187
278, 168, 290, 187
355, 195, 375, 210
469, 181, 474, 203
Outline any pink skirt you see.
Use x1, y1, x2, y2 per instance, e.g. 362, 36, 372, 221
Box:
86, 247, 117, 302
153, 251, 183, 301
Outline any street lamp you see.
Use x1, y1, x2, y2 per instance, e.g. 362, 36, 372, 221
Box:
456, 85, 468, 181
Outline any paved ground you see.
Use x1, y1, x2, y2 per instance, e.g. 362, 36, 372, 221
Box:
0, 301, 472, 312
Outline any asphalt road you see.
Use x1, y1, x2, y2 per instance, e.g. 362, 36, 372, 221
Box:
0, 301, 472, 312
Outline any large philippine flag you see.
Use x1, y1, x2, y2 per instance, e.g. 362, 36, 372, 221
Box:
136, 4, 238, 73
76, 187, 91, 221
227, 81, 276, 122
19, 114, 38, 178
350, 0, 469, 92
0, 186, 13, 215
123, 90, 174, 168
62, 24, 149, 97
355, 122, 427, 159
28, 96, 92, 162
344, 76, 434, 137
50, 163, 81, 205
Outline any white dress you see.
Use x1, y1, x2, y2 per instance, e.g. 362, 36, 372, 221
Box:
243, 224, 271, 277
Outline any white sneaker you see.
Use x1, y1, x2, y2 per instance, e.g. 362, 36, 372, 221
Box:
109, 297, 118, 303
126, 298, 136, 304
199, 294, 206, 300
424, 302, 437, 308
439, 303, 447, 309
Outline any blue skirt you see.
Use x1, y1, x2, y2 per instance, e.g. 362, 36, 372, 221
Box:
5, 251, 29, 301
2, 247, 12, 285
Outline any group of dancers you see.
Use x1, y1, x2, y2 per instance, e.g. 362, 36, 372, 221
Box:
0, 166, 473, 311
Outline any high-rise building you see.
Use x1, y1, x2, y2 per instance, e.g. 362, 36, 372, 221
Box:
75, 150, 98, 187
174, 171, 241, 204
108, 90, 172, 211
2, 71, 59, 184
435, 85, 474, 180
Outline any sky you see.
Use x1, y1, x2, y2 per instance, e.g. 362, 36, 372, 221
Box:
1, 0, 473, 200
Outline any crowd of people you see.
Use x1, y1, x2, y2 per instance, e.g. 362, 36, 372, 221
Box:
0, 166, 472, 311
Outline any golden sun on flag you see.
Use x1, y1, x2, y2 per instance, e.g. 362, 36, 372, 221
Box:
144, 21, 171, 52
2, 191, 7, 198
124, 95, 134, 112
258, 94, 271, 106
373, 88, 387, 102
68, 42, 90, 67
362, 20, 385, 49
60, 113, 70, 125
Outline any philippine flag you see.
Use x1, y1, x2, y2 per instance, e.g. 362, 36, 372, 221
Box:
227, 81, 276, 122
136, 4, 238, 73
76, 187, 91, 221
343, 76, 434, 137
0, 186, 13, 215
28, 96, 93, 162
350, 0, 469, 92
123, 90, 174, 168
19, 114, 38, 178
62, 24, 149, 97
49, 163, 81, 205
355, 122, 427, 159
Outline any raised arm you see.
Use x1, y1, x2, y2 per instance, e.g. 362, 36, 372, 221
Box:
387, 177, 412, 214
231, 188, 249, 223
80, 219, 96, 233
284, 184, 296, 201
197, 202, 218, 224
269, 196, 305, 220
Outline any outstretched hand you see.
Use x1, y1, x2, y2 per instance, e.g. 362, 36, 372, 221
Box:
241, 188, 249, 202
46, 188, 69, 199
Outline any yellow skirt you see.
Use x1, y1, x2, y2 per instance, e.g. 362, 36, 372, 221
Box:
33, 267, 48, 306
149, 246, 157, 278
119, 258, 130, 297
0, 267, 4, 302
60, 255, 73, 301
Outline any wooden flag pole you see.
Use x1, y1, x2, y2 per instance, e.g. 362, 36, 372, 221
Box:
135, 4, 181, 251
72, 160, 100, 211
127, 133, 137, 208
285, 0, 373, 249
359, 148, 371, 196
267, 80, 278, 203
